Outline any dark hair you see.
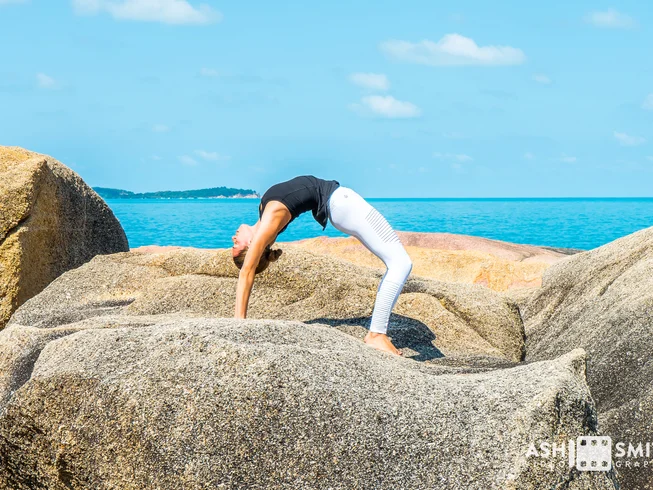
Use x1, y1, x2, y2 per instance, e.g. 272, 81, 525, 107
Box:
233, 245, 283, 274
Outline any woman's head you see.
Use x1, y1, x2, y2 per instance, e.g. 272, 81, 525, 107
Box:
232, 224, 255, 253
232, 223, 282, 274
232, 244, 283, 274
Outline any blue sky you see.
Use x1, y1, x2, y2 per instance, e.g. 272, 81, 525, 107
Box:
1, 0, 652, 197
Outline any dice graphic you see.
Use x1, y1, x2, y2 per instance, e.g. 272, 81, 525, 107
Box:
576, 436, 612, 471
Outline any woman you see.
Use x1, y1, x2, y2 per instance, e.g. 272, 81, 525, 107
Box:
232, 175, 413, 356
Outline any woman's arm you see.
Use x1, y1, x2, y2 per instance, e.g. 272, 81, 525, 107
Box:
234, 265, 256, 319
234, 212, 286, 319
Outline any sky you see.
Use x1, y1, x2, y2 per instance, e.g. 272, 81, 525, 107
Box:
1, 0, 652, 198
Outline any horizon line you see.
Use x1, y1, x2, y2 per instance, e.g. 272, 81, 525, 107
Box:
365, 196, 653, 199
102, 195, 653, 200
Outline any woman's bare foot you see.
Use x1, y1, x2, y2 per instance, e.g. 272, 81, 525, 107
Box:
364, 332, 403, 356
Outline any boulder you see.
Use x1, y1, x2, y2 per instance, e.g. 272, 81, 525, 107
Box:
0, 146, 129, 328
523, 225, 653, 489
0, 316, 617, 489
5, 245, 525, 365
287, 231, 576, 292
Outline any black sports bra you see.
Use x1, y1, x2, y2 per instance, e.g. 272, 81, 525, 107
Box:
258, 175, 340, 235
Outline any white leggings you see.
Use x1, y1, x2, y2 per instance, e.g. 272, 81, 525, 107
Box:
327, 186, 413, 334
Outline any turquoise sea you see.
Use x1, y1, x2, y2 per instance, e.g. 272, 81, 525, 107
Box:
106, 198, 653, 251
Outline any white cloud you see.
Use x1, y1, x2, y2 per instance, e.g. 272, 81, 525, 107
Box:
380, 33, 525, 66
584, 9, 636, 29
194, 150, 230, 161
178, 155, 197, 166
349, 73, 390, 91
614, 131, 646, 147
532, 74, 551, 85
200, 67, 219, 77
354, 95, 421, 118
559, 154, 577, 163
642, 94, 653, 111
433, 152, 473, 162
36, 73, 56, 89
152, 124, 170, 133
72, 0, 222, 25
524, 152, 535, 160
647, 156, 653, 162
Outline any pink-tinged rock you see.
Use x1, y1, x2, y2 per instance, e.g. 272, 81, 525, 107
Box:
284, 232, 577, 292
131, 245, 186, 254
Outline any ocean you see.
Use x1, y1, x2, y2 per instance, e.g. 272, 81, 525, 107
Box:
105, 197, 653, 251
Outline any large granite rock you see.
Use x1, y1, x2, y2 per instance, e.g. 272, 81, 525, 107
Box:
523, 225, 653, 489
0, 316, 617, 489
5, 245, 526, 364
287, 231, 576, 292
0, 146, 129, 328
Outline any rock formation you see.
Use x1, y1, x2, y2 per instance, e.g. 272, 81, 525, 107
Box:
0, 242, 620, 488
523, 225, 653, 490
0, 146, 129, 329
2, 245, 525, 364
286, 231, 578, 292
0, 316, 616, 489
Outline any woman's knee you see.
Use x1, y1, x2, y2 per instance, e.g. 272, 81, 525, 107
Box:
401, 253, 413, 278
387, 250, 412, 282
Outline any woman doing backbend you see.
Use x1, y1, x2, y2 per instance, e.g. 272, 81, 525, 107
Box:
232, 175, 413, 356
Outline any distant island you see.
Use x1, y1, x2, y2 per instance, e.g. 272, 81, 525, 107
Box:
94, 186, 259, 199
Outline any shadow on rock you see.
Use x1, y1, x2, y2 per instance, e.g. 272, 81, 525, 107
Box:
305, 313, 443, 362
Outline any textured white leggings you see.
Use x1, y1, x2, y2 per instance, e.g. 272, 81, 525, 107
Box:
327, 186, 413, 334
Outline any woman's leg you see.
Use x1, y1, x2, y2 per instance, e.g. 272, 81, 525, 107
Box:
328, 186, 413, 336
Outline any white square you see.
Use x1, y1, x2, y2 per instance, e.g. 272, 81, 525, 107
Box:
576, 436, 612, 472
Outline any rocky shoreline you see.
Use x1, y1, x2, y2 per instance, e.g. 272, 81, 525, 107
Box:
1, 146, 651, 489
